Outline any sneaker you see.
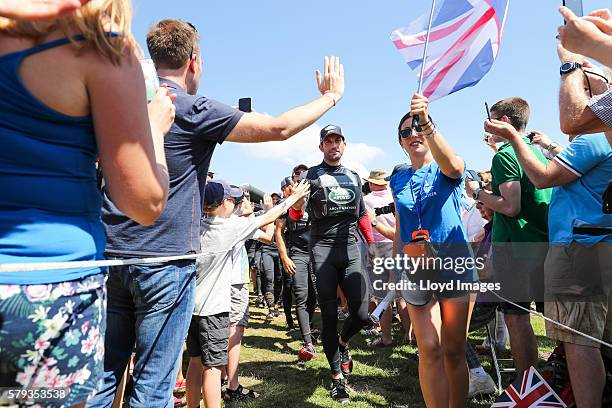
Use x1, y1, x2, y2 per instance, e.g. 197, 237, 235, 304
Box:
360, 328, 380, 337
337, 310, 349, 320
310, 328, 320, 345
286, 325, 298, 334
173, 396, 186, 407
340, 346, 353, 375
256, 295, 265, 308
298, 344, 317, 362
468, 372, 496, 398
330, 378, 349, 404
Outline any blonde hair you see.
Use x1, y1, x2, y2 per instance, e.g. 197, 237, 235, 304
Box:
0, 0, 137, 65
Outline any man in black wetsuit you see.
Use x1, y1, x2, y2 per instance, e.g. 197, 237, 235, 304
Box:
276, 173, 318, 362
289, 124, 374, 403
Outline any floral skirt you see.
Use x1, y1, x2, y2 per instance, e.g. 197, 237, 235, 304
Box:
0, 273, 106, 407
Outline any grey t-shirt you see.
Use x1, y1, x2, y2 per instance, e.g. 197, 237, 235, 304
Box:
194, 216, 261, 316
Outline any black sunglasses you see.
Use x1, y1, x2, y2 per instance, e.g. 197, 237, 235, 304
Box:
399, 127, 414, 139
186, 21, 198, 59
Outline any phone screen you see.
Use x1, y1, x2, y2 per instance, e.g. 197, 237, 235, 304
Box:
238, 97, 252, 113
563, 0, 583, 17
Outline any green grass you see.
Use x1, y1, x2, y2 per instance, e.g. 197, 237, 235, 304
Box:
222, 300, 556, 408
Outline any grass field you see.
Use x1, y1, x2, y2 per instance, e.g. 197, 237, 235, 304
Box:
221, 299, 557, 408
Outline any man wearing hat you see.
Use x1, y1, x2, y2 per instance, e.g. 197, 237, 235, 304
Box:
292, 164, 309, 183
289, 125, 374, 403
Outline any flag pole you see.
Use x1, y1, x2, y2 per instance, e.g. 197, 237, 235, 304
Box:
413, 0, 437, 129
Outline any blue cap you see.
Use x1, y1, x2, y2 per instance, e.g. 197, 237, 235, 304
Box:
203, 180, 242, 207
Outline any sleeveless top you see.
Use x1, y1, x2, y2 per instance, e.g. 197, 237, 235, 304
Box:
0, 36, 105, 285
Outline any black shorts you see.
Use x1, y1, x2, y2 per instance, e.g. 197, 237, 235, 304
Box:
186, 312, 229, 367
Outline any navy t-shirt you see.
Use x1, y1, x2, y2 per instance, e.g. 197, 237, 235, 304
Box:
102, 78, 243, 257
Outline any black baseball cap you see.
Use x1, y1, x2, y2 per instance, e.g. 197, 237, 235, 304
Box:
203, 180, 242, 207
292, 164, 308, 174
320, 124, 344, 142
280, 176, 292, 190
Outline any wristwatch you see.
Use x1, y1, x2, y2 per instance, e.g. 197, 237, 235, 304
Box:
560, 62, 583, 75
472, 187, 482, 200
546, 142, 560, 152
371, 219, 378, 227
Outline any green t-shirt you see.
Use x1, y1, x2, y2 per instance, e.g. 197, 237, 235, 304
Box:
491, 139, 552, 245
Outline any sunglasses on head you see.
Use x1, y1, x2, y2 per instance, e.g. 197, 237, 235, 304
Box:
186, 21, 198, 59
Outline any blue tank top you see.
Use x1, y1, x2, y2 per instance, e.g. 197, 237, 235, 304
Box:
0, 37, 105, 285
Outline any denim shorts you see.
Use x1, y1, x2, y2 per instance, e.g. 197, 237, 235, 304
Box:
0, 273, 106, 407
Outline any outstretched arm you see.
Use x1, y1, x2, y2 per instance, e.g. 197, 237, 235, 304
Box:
226, 56, 344, 143
0, 0, 88, 19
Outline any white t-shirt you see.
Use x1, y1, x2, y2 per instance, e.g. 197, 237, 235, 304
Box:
461, 202, 487, 243
194, 216, 261, 316
363, 189, 396, 243
230, 218, 263, 285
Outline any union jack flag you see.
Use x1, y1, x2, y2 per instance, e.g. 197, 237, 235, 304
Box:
492, 366, 567, 408
390, 0, 509, 101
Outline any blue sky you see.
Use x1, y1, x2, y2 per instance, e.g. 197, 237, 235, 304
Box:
132, 0, 609, 193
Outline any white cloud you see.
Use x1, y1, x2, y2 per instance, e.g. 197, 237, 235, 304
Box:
239, 122, 385, 178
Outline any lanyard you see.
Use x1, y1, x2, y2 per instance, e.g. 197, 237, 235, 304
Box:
409, 164, 433, 230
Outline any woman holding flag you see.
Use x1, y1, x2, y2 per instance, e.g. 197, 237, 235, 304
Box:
389, 93, 477, 407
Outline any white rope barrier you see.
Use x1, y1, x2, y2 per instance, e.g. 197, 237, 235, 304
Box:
488, 290, 612, 350
0, 253, 201, 273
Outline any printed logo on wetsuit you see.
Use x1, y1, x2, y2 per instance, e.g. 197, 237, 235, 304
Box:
328, 187, 355, 205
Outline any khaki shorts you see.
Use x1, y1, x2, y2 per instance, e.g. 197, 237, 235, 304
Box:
230, 283, 250, 327
544, 242, 612, 356
545, 297, 612, 357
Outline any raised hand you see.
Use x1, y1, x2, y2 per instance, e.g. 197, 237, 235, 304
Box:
584, 9, 612, 35
483, 134, 499, 153
410, 93, 430, 125
529, 131, 552, 148
316, 56, 344, 102
290, 179, 310, 200
558, 7, 610, 57
0, 0, 89, 20
484, 119, 521, 142
148, 86, 176, 136
261, 194, 273, 212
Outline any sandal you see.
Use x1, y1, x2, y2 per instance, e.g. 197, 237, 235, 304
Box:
173, 379, 186, 397
223, 384, 260, 402
371, 337, 394, 348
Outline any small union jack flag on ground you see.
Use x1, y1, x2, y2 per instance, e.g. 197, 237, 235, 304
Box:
492, 366, 567, 408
